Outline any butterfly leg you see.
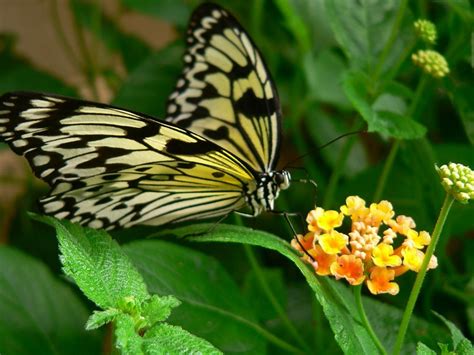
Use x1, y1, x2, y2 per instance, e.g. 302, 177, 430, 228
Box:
282, 212, 315, 262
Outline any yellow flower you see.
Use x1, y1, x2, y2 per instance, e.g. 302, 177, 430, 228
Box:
372, 243, 402, 267
330, 255, 365, 286
367, 267, 399, 295
369, 200, 394, 226
341, 196, 369, 221
402, 247, 425, 272
405, 230, 431, 249
319, 230, 348, 255
292, 195, 438, 296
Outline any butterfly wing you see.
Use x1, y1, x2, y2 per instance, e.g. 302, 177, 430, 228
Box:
0, 92, 255, 229
166, 3, 282, 173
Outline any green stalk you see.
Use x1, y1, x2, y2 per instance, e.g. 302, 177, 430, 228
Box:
373, 75, 429, 201
244, 245, 311, 352
392, 194, 454, 355
354, 285, 387, 354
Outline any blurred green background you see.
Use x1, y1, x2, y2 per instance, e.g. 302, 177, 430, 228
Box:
0, 0, 472, 353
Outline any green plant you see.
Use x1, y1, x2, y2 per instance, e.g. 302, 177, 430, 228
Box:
0, 0, 472, 354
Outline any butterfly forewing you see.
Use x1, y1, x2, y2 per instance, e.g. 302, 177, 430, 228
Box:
0, 92, 253, 229
166, 3, 282, 173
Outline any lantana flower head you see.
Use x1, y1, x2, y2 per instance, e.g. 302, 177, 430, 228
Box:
293, 196, 437, 296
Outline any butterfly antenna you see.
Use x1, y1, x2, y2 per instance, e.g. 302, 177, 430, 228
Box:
285, 130, 365, 168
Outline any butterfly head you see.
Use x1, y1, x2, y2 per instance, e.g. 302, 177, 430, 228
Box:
273, 170, 291, 191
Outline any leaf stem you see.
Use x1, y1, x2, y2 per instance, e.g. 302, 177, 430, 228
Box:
353, 285, 387, 355
244, 245, 311, 352
392, 194, 454, 355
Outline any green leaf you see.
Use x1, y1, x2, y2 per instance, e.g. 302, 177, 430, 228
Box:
34, 215, 149, 309
119, 0, 191, 27
0, 246, 101, 354
143, 323, 222, 354
343, 71, 426, 139
324, 0, 411, 73
434, 312, 473, 350
0, 35, 76, 95
417, 342, 437, 355
123, 240, 268, 354
303, 49, 351, 108
86, 308, 122, 330
113, 43, 183, 118
161, 224, 379, 354
165, 223, 448, 354
243, 268, 287, 321
142, 295, 181, 326
115, 314, 145, 355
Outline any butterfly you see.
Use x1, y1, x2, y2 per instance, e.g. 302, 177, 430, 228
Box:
0, 3, 291, 230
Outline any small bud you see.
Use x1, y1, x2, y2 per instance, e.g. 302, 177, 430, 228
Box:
436, 163, 474, 204
412, 50, 450, 78
414, 19, 437, 44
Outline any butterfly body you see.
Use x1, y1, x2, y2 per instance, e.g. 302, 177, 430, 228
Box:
0, 3, 291, 230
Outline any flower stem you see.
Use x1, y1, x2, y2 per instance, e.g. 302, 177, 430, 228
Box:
354, 285, 387, 354
392, 194, 454, 355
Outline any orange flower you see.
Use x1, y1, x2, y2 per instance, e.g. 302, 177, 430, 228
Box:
330, 255, 365, 285
293, 196, 437, 296
367, 267, 399, 295
308, 245, 337, 276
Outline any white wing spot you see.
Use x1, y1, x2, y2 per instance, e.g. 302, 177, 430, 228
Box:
0, 118, 9, 123
13, 139, 28, 148
168, 104, 177, 114
184, 55, 192, 63
41, 168, 54, 178
0, 110, 10, 114
31, 99, 54, 108
43, 200, 65, 212
212, 10, 222, 18
89, 220, 103, 229
3, 102, 14, 107
33, 155, 50, 166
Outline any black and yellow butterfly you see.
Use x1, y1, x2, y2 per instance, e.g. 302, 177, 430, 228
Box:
0, 3, 290, 230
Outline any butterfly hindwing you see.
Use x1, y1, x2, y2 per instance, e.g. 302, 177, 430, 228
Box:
0, 92, 254, 229
166, 3, 282, 173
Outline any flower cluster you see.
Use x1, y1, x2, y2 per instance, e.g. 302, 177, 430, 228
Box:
414, 19, 437, 44
436, 163, 474, 204
292, 196, 437, 295
412, 50, 449, 78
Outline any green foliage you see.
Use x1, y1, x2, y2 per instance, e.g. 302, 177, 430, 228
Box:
0, 0, 472, 354
32, 216, 221, 354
